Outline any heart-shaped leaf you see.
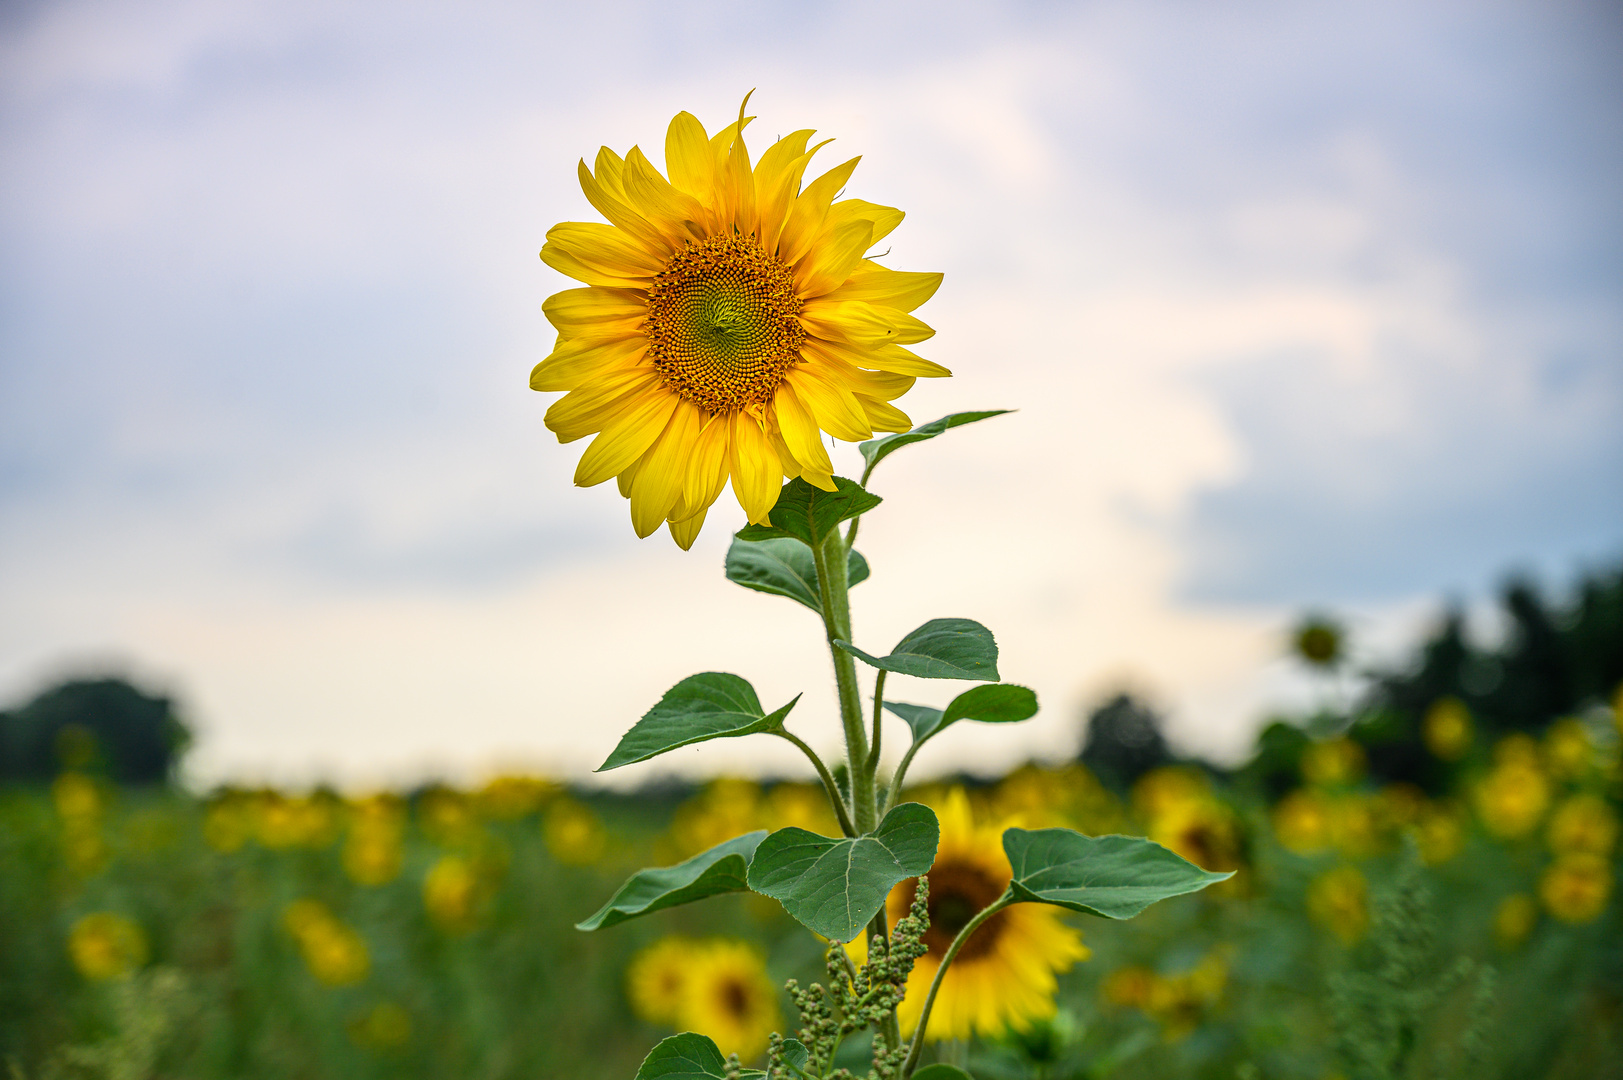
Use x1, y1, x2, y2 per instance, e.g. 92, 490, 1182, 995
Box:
836, 619, 999, 681
858, 410, 1012, 474
734, 477, 881, 546
778, 1039, 811, 1077
634, 1032, 764, 1080
886, 684, 1038, 744
576, 831, 767, 930
598, 674, 799, 771
1003, 828, 1232, 919
747, 802, 939, 942
911, 1067, 976, 1080
724, 536, 870, 614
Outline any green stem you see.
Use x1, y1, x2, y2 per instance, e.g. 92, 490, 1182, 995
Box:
885, 738, 926, 813
774, 730, 856, 838
843, 462, 880, 549
812, 528, 874, 834
900, 889, 1016, 1079
868, 670, 887, 774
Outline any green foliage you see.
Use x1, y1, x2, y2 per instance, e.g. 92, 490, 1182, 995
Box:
1002, 829, 1232, 919
857, 411, 1012, 477
597, 675, 800, 771
885, 685, 1038, 746
576, 831, 767, 931
733, 478, 881, 547
632, 1033, 760, 1080
909, 1067, 974, 1080
746, 803, 939, 943
723, 537, 870, 615
835, 619, 1000, 681
0, 679, 189, 785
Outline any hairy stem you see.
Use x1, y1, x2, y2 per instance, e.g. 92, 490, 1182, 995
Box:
774, 729, 856, 838
901, 889, 1016, 1079
813, 528, 874, 834
869, 670, 887, 774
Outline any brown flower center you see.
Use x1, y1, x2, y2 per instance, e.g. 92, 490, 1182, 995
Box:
900, 862, 1010, 961
642, 233, 804, 413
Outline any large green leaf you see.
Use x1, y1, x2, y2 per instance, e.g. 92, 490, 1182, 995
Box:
778, 1039, 811, 1077
734, 477, 881, 546
576, 831, 766, 931
835, 618, 999, 681
858, 410, 1012, 474
724, 536, 870, 614
885, 684, 1038, 743
597, 674, 799, 772
747, 802, 939, 942
912, 1067, 976, 1080
1003, 828, 1232, 919
633, 1032, 763, 1080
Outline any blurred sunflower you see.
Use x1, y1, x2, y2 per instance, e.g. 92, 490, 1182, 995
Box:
68, 912, 147, 981
626, 936, 694, 1027
856, 789, 1089, 1042
532, 97, 947, 547
1307, 865, 1368, 945
677, 940, 780, 1062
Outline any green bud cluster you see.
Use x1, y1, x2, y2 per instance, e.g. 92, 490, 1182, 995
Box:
767, 878, 932, 1080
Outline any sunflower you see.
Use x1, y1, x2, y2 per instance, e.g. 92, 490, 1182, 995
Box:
626, 936, 694, 1026
677, 940, 781, 1062
532, 97, 948, 547
855, 789, 1089, 1042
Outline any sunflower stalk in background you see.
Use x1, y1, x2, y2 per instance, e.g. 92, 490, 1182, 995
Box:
538, 97, 1232, 1080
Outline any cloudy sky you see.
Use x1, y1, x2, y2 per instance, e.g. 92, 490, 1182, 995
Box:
2, 0, 1619, 789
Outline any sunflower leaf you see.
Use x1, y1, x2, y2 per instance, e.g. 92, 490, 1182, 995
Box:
835, 618, 999, 681
1003, 828, 1232, 919
633, 1032, 764, 1080
911, 1067, 976, 1080
597, 674, 800, 771
778, 1039, 812, 1077
575, 831, 767, 931
747, 802, 939, 942
734, 477, 881, 546
724, 536, 870, 614
886, 684, 1038, 744
858, 410, 1013, 475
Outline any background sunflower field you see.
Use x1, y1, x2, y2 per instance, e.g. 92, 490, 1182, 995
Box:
2, 564, 1620, 1079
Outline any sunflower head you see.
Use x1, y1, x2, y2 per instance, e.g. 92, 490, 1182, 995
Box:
533, 97, 949, 547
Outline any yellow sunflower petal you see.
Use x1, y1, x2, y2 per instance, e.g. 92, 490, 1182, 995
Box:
620, 147, 709, 245
543, 286, 647, 333
544, 369, 661, 442
856, 393, 912, 433
544, 222, 665, 279
826, 198, 905, 246
793, 219, 874, 299
784, 366, 872, 443
683, 414, 732, 519
865, 343, 952, 378
778, 156, 861, 266
821, 260, 944, 313
664, 111, 715, 201
752, 130, 816, 250
530, 336, 647, 393
772, 382, 836, 490
629, 402, 704, 537
729, 412, 783, 524
800, 298, 935, 347
667, 506, 707, 551
577, 160, 672, 257
540, 244, 647, 289
572, 389, 679, 487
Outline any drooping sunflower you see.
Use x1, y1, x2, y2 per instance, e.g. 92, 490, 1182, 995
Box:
854, 789, 1089, 1041
532, 97, 948, 547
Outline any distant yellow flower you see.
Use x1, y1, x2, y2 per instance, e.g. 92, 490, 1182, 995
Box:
857, 789, 1089, 1042
68, 912, 147, 980
475, 774, 558, 820
1327, 794, 1383, 860
1539, 852, 1613, 924
1147, 797, 1246, 892
1301, 739, 1366, 788
1273, 789, 1332, 855
257, 792, 339, 849
1542, 718, 1593, 780
544, 797, 607, 865
992, 763, 1125, 834
417, 787, 479, 847
1307, 865, 1368, 945
423, 855, 483, 931
1422, 698, 1473, 761
1372, 783, 1426, 831
350, 1001, 412, 1051
202, 791, 254, 853
1546, 793, 1618, 856
283, 900, 369, 986
762, 782, 839, 836
1101, 965, 1157, 1009
52, 772, 102, 822
1142, 951, 1229, 1041
669, 778, 763, 859
1474, 741, 1550, 839
1413, 801, 1467, 865
1132, 767, 1210, 821
532, 100, 947, 547
1493, 893, 1538, 949
627, 937, 696, 1027
678, 940, 780, 1062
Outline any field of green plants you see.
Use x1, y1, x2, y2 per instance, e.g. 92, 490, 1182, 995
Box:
2, 569, 1620, 1080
